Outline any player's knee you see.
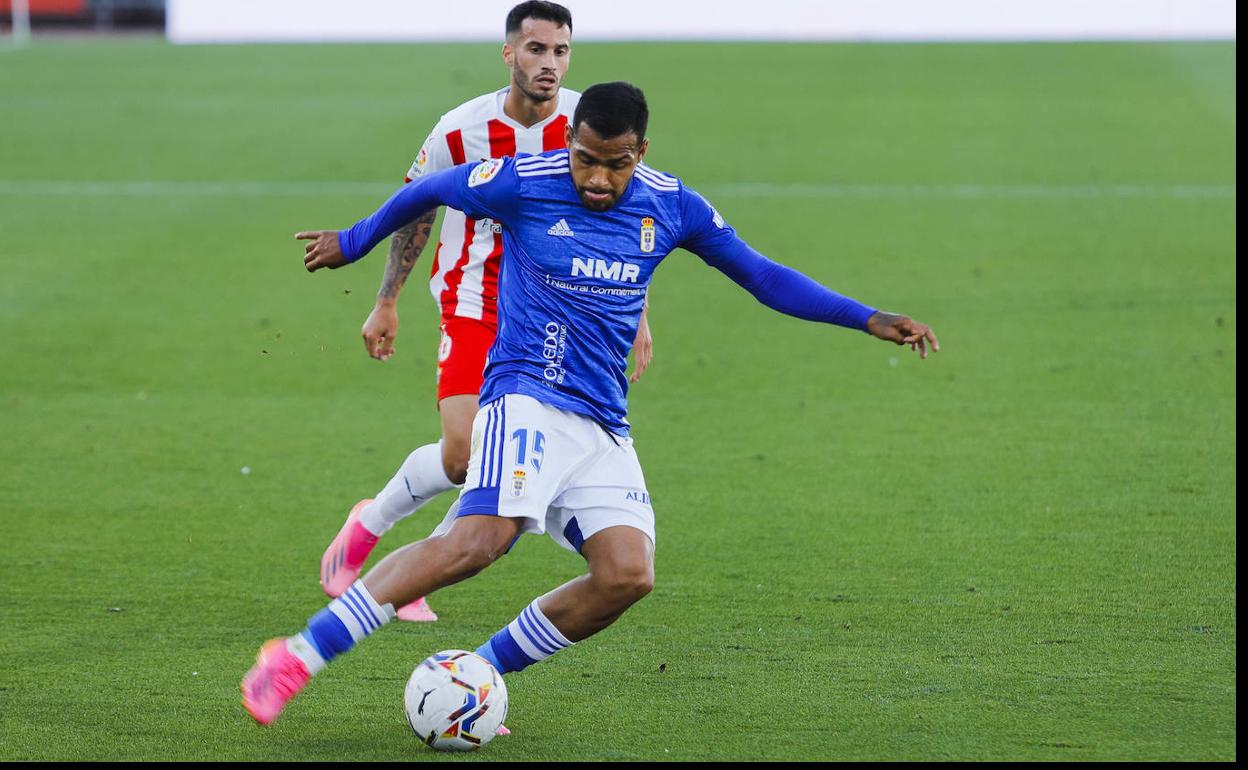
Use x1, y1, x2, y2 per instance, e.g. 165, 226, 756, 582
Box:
598, 562, 654, 607
441, 458, 468, 486
437, 521, 512, 578
627, 569, 655, 603
441, 443, 470, 485
439, 537, 499, 579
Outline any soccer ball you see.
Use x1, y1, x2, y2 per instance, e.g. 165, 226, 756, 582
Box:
404, 650, 508, 751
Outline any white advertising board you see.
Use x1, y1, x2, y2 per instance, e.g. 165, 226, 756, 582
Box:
168, 0, 1236, 43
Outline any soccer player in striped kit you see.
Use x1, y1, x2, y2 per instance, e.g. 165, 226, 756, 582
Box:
319, 2, 654, 623
244, 81, 938, 726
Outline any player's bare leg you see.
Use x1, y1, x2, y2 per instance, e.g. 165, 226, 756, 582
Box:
244, 514, 523, 725
437, 393, 478, 484
364, 514, 522, 607
472, 526, 654, 678
536, 526, 655, 641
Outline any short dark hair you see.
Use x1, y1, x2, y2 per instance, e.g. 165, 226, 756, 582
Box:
505, 1, 573, 38
572, 82, 649, 143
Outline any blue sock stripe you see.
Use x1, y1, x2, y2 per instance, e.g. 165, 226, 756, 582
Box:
359, 584, 392, 624
305, 608, 355, 661
337, 591, 373, 634
474, 640, 504, 672
522, 606, 564, 653
356, 589, 382, 631
511, 612, 549, 656
344, 587, 378, 631
351, 585, 383, 629
516, 608, 558, 656
341, 590, 373, 632
299, 629, 327, 659
490, 627, 539, 675
530, 605, 567, 649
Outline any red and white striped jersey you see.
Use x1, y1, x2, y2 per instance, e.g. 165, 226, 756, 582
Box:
405, 86, 581, 326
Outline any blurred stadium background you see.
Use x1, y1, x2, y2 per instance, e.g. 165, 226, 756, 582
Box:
0, 0, 1235, 762
1, 0, 1237, 41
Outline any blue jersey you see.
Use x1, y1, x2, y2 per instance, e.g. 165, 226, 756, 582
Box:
340, 151, 877, 434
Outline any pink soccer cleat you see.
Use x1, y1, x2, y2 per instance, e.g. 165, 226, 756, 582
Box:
496, 725, 512, 736
321, 499, 379, 597
241, 639, 311, 725
396, 596, 439, 623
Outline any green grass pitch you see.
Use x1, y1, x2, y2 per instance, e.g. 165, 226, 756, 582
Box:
0, 39, 1235, 761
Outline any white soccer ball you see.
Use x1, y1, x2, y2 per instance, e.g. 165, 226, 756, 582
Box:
404, 650, 508, 751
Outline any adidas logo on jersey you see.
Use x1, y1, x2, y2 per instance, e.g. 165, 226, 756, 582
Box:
547, 219, 575, 238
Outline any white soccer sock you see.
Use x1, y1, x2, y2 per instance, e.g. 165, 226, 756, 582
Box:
286, 633, 326, 675
359, 442, 456, 536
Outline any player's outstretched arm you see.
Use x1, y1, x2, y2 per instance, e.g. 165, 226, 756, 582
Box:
363, 209, 439, 361
296, 164, 478, 276
297, 160, 516, 277
679, 187, 939, 357
866, 311, 940, 360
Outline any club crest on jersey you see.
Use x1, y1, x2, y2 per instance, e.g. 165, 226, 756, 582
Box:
639, 217, 656, 253
468, 158, 505, 187
510, 470, 527, 498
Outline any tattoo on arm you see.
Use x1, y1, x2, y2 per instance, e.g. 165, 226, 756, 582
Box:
378, 209, 437, 301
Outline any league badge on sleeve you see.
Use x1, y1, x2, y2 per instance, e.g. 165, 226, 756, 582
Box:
409, 136, 434, 180
468, 158, 505, 187
639, 217, 656, 253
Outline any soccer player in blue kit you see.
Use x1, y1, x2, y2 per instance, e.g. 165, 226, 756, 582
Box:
242, 81, 939, 725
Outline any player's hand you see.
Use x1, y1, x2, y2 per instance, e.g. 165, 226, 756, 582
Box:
296, 230, 348, 272
362, 301, 399, 361
629, 309, 653, 383
866, 311, 940, 360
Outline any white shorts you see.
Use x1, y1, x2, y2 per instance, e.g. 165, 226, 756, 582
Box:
443, 393, 655, 554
